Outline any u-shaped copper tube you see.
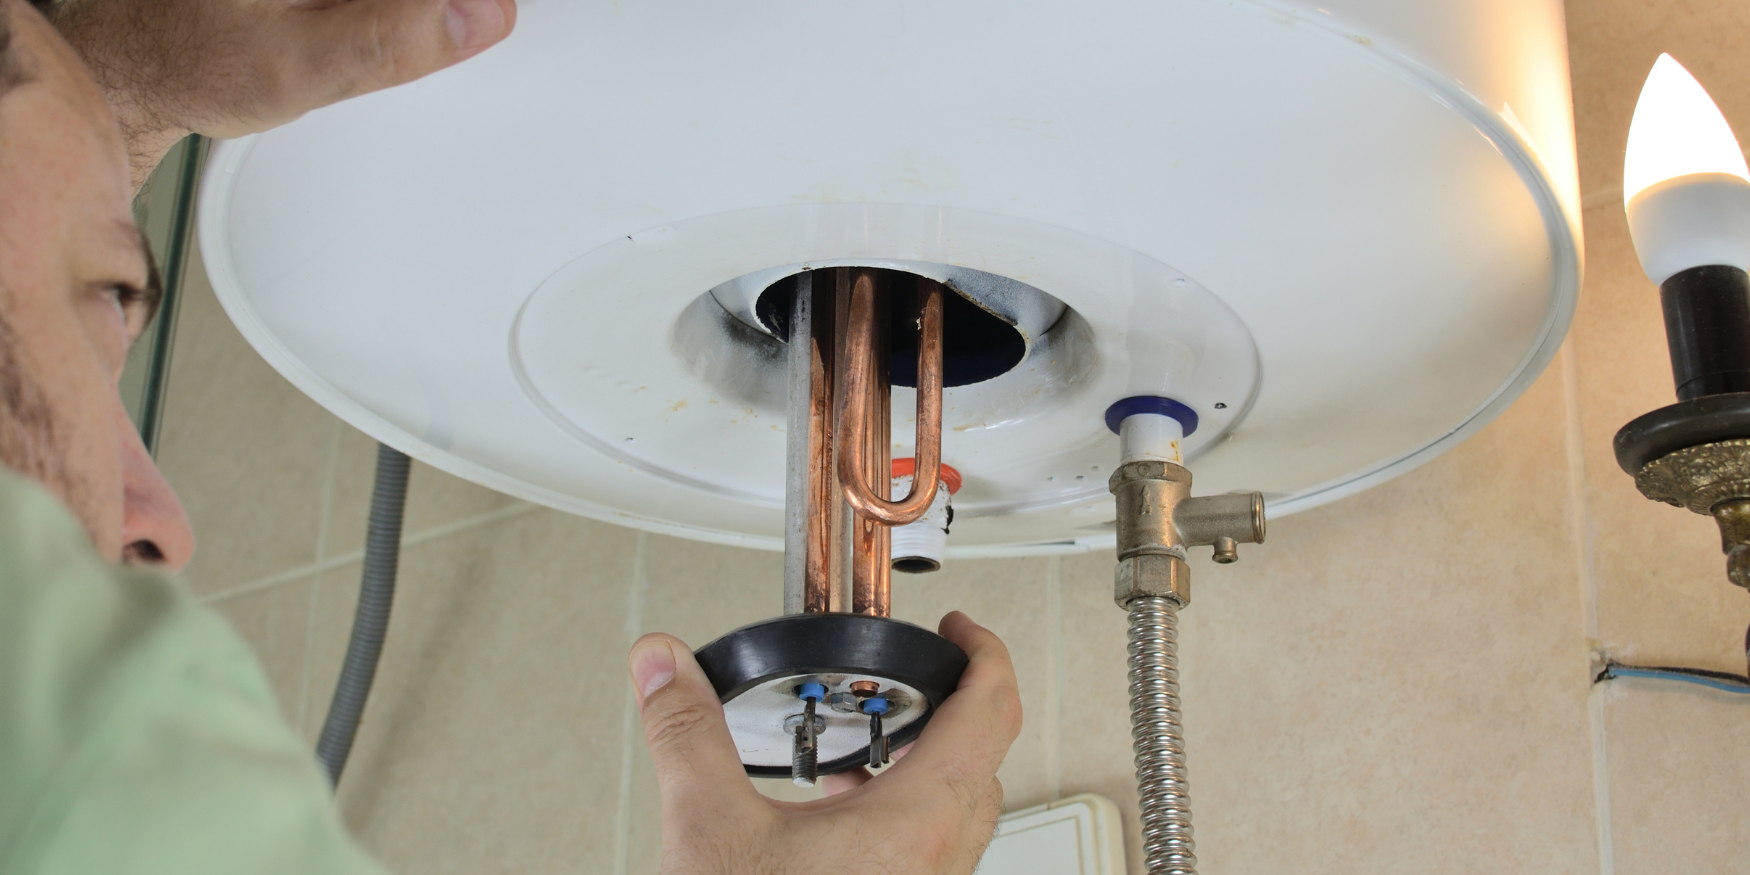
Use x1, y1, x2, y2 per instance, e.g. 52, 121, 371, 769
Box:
837, 271, 945, 525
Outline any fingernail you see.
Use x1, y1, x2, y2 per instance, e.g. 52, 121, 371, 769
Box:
629, 638, 676, 700
447, 0, 508, 53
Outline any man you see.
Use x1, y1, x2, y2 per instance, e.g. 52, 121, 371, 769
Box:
0, 1, 1023, 872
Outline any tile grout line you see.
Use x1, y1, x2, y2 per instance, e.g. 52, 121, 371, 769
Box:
296, 419, 345, 736
1045, 555, 1063, 801
197, 501, 541, 605
313, 420, 341, 564
614, 531, 650, 875
1560, 340, 1613, 875
1580, 185, 1622, 211
1587, 688, 1616, 875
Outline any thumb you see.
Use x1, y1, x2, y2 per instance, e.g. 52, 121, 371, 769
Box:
295, 0, 517, 108
628, 634, 759, 807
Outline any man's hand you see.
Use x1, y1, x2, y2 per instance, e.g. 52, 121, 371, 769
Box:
45, 0, 516, 188
629, 612, 1023, 875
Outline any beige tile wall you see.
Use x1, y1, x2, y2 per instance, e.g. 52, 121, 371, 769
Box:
160, 1, 1750, 872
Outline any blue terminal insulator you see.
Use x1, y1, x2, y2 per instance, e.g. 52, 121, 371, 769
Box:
797, 681, 827, 703
860, 696, 890, 715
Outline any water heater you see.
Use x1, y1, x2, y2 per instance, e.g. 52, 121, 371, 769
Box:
197, 0, 1579, 556
196, 2, 1579, 871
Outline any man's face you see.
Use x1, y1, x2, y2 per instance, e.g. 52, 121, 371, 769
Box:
0, 0, 192, 570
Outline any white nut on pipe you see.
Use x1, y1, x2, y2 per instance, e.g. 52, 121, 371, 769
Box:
1119, 413, 1184, 465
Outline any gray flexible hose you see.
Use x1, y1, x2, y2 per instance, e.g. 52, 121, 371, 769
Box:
316, 443, 411, 786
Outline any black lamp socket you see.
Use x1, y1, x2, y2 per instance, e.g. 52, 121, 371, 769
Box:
1661, 264, 1750, 401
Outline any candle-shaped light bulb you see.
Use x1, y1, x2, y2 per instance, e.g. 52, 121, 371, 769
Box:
1622, 54, 1750, 285
1624, 54, 1749, 202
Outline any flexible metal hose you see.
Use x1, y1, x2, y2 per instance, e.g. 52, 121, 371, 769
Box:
316, 444, 411, 785
1129, 595, 1196, 875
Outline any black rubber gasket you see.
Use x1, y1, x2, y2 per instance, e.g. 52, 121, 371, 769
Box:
695, 614, 968, 778
1614, 392, 1750, 474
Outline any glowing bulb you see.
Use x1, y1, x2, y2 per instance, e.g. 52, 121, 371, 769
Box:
1623, 54, 1750, 203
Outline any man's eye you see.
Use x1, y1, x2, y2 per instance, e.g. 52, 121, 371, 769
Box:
106, 283, 143, 319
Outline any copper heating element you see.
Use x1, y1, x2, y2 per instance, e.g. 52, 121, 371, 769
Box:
782, 268, 945, 619
839, 271, 946, 525
837, 270, 945, 617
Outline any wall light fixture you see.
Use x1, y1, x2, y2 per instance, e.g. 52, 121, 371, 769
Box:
1616, 54, 1750, 590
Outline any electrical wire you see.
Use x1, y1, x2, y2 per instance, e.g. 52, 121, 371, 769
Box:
1594, 663, 1750, 695
1592, 621, 1750, 696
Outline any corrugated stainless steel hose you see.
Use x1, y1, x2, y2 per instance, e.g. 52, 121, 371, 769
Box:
1129, 595, 1196, 875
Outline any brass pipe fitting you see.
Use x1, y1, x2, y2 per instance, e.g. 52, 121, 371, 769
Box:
1112, 461, 1193, 562
1176, 493, 1266, 549
1110, 459, 1266, 608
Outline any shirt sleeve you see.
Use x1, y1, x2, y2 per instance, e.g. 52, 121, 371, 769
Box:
0, 471, 388, 875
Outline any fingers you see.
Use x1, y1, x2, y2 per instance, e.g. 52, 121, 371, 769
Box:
881, 613, 1023, 803
627, 633, 761, 810
939, 611, 1020, 697
820, 737, 919, 795
293, 0, 516, 115
818, 767, 872, 796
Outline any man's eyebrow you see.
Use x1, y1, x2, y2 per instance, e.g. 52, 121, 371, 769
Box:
134, 227, 164, 330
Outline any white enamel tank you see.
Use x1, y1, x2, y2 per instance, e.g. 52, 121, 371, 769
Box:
197, 0, 1580, 554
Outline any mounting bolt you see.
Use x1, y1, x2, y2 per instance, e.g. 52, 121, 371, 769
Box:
862, 696, 891, 768
788, 682, 828, 787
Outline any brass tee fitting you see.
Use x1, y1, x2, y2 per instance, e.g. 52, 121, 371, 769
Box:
1110, 460, 1265, 608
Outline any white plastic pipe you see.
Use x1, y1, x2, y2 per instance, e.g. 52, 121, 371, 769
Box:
889, 470, 954, 573
890, 519, 948, 571
1119, 413, 1184, 465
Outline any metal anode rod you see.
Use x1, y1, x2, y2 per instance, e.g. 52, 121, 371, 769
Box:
783, 271, 843, 615
783, 272, 814, 614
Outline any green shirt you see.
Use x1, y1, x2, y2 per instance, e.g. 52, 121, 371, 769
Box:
0, 470, 385, 875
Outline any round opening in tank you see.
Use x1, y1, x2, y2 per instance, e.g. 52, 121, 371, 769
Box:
753, 267, 1032, 388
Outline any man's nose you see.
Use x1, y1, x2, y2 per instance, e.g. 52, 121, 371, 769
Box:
117, 408, 194, 571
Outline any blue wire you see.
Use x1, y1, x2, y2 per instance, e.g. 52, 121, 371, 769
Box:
1599, 664, 1750, 695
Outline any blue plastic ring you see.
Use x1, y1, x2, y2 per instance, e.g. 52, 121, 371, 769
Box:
861, 696, 890, 715
797, 682, 827, 703
1103, 396, 1199, 437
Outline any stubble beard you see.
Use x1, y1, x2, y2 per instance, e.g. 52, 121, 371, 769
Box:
0, 294, 100, 546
